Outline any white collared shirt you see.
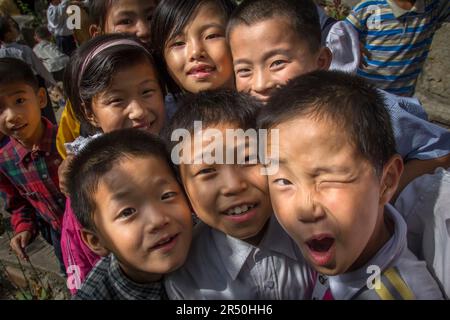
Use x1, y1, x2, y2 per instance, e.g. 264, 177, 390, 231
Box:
327, 205, 443, 300
165, 215, 315, 299
395, 167, 450, 298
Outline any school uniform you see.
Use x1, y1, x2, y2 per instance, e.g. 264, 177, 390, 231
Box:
165, 215, 315, 299
395, 167, 450, 298
311, 205, 444, 300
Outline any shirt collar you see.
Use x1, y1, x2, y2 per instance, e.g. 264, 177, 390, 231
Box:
212, 215, 299, 280
328, 204, 407, 299
109, 254, 163, 300
11, 118, 56, 165
387, 0, 425, 18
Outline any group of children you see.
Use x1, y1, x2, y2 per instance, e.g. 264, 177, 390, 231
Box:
0, 0, 449, 300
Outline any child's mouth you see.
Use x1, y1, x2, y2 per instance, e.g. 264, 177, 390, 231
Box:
222, 203, 258, 223
150, 234, 179, 252
305, 235, 335, 266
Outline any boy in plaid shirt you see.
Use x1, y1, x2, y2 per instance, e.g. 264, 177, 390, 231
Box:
66, 129, 192, 299
0, 58, 65, 269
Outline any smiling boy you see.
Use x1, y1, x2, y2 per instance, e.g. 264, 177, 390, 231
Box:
0, 58, 66, 269
66, 129, 192, 299
164, 90, 314, 299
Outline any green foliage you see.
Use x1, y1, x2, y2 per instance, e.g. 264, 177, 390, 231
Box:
318, 0, 351, 21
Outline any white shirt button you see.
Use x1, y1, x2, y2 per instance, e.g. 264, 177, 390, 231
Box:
42, 174, 48, 179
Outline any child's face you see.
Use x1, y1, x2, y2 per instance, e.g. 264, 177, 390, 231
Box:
179, 123, 272, 244
266, 116, 388, 275
88, 60, 165, 134
229, 17, 331, 103
163, 2, 234, 93
103, 0, 158, 44
0, 82, 46, 145
92, 155, 192, 282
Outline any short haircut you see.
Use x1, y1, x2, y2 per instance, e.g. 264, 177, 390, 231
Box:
0, 58, 39, 90
151, 0, 237, 95
258, 70, 397, 176
164, 89, 261, 152
87, 0, 115, 31
34, 26, 51, 40
227, 0, 321, 54
63, 33, 165, 134
67, 128, 174, 232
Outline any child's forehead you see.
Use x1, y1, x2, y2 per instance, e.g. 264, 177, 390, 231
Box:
0, 82, 36, 96
108, 0, 158, 15
229, 17, 310, 54
99, 154, 174, 188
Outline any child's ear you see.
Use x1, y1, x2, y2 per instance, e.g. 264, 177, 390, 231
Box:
317, 47, 332, 71
81, 229, 110, 257
83, 104, 100, 128
37, 87, 48, 109
379, 155, 404, 205
88, 24, 101, 38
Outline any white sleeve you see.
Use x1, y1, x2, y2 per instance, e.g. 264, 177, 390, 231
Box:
326, 21, 360, 74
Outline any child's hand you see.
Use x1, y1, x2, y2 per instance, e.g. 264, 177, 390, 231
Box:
58, 154, 74, 196
10, 231, 32, 260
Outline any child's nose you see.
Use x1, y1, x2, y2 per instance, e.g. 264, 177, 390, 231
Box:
294, 190, 326, 223
145, 208, 171, 234
188, 39, 206, 61
135, 20, 151, 43
253, 69, 275, 95
128, 100, 146, 120
220, 167, 248, 196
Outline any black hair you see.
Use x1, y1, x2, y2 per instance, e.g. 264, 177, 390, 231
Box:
227, 0, 321, 54
0, 58, 39, 90
87, 0, 114, 31
258, 70, 397, 176
0, 13, 18, 42
164, 89, 261, 154
34, 26, 51, 40
67, 128, 174, 231
151, 0, 237, 95
63, 33, 165, 134
87, 0, 159, 32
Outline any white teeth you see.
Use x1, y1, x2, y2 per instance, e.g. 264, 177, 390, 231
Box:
225, 204, 255, 215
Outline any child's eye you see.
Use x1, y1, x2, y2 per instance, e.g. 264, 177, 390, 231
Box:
142, 89, 155, 96
118, 18, 133, 26
270, 60, 287, 69
205, 33, 222, 40
161, 191, 177, 201
16, 98, 26, 104
147, 14, 153, 22
118, 207, 137, 219
236, 68, 251, 78
170, 41, 185, 48
196, 167, 216, 176
107, 98, 124, 106
273, 178, 292, 186
241, 154, 258, 166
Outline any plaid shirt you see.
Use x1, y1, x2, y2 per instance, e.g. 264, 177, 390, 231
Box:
0, 118, 65, 235
73, 254, 166, 300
